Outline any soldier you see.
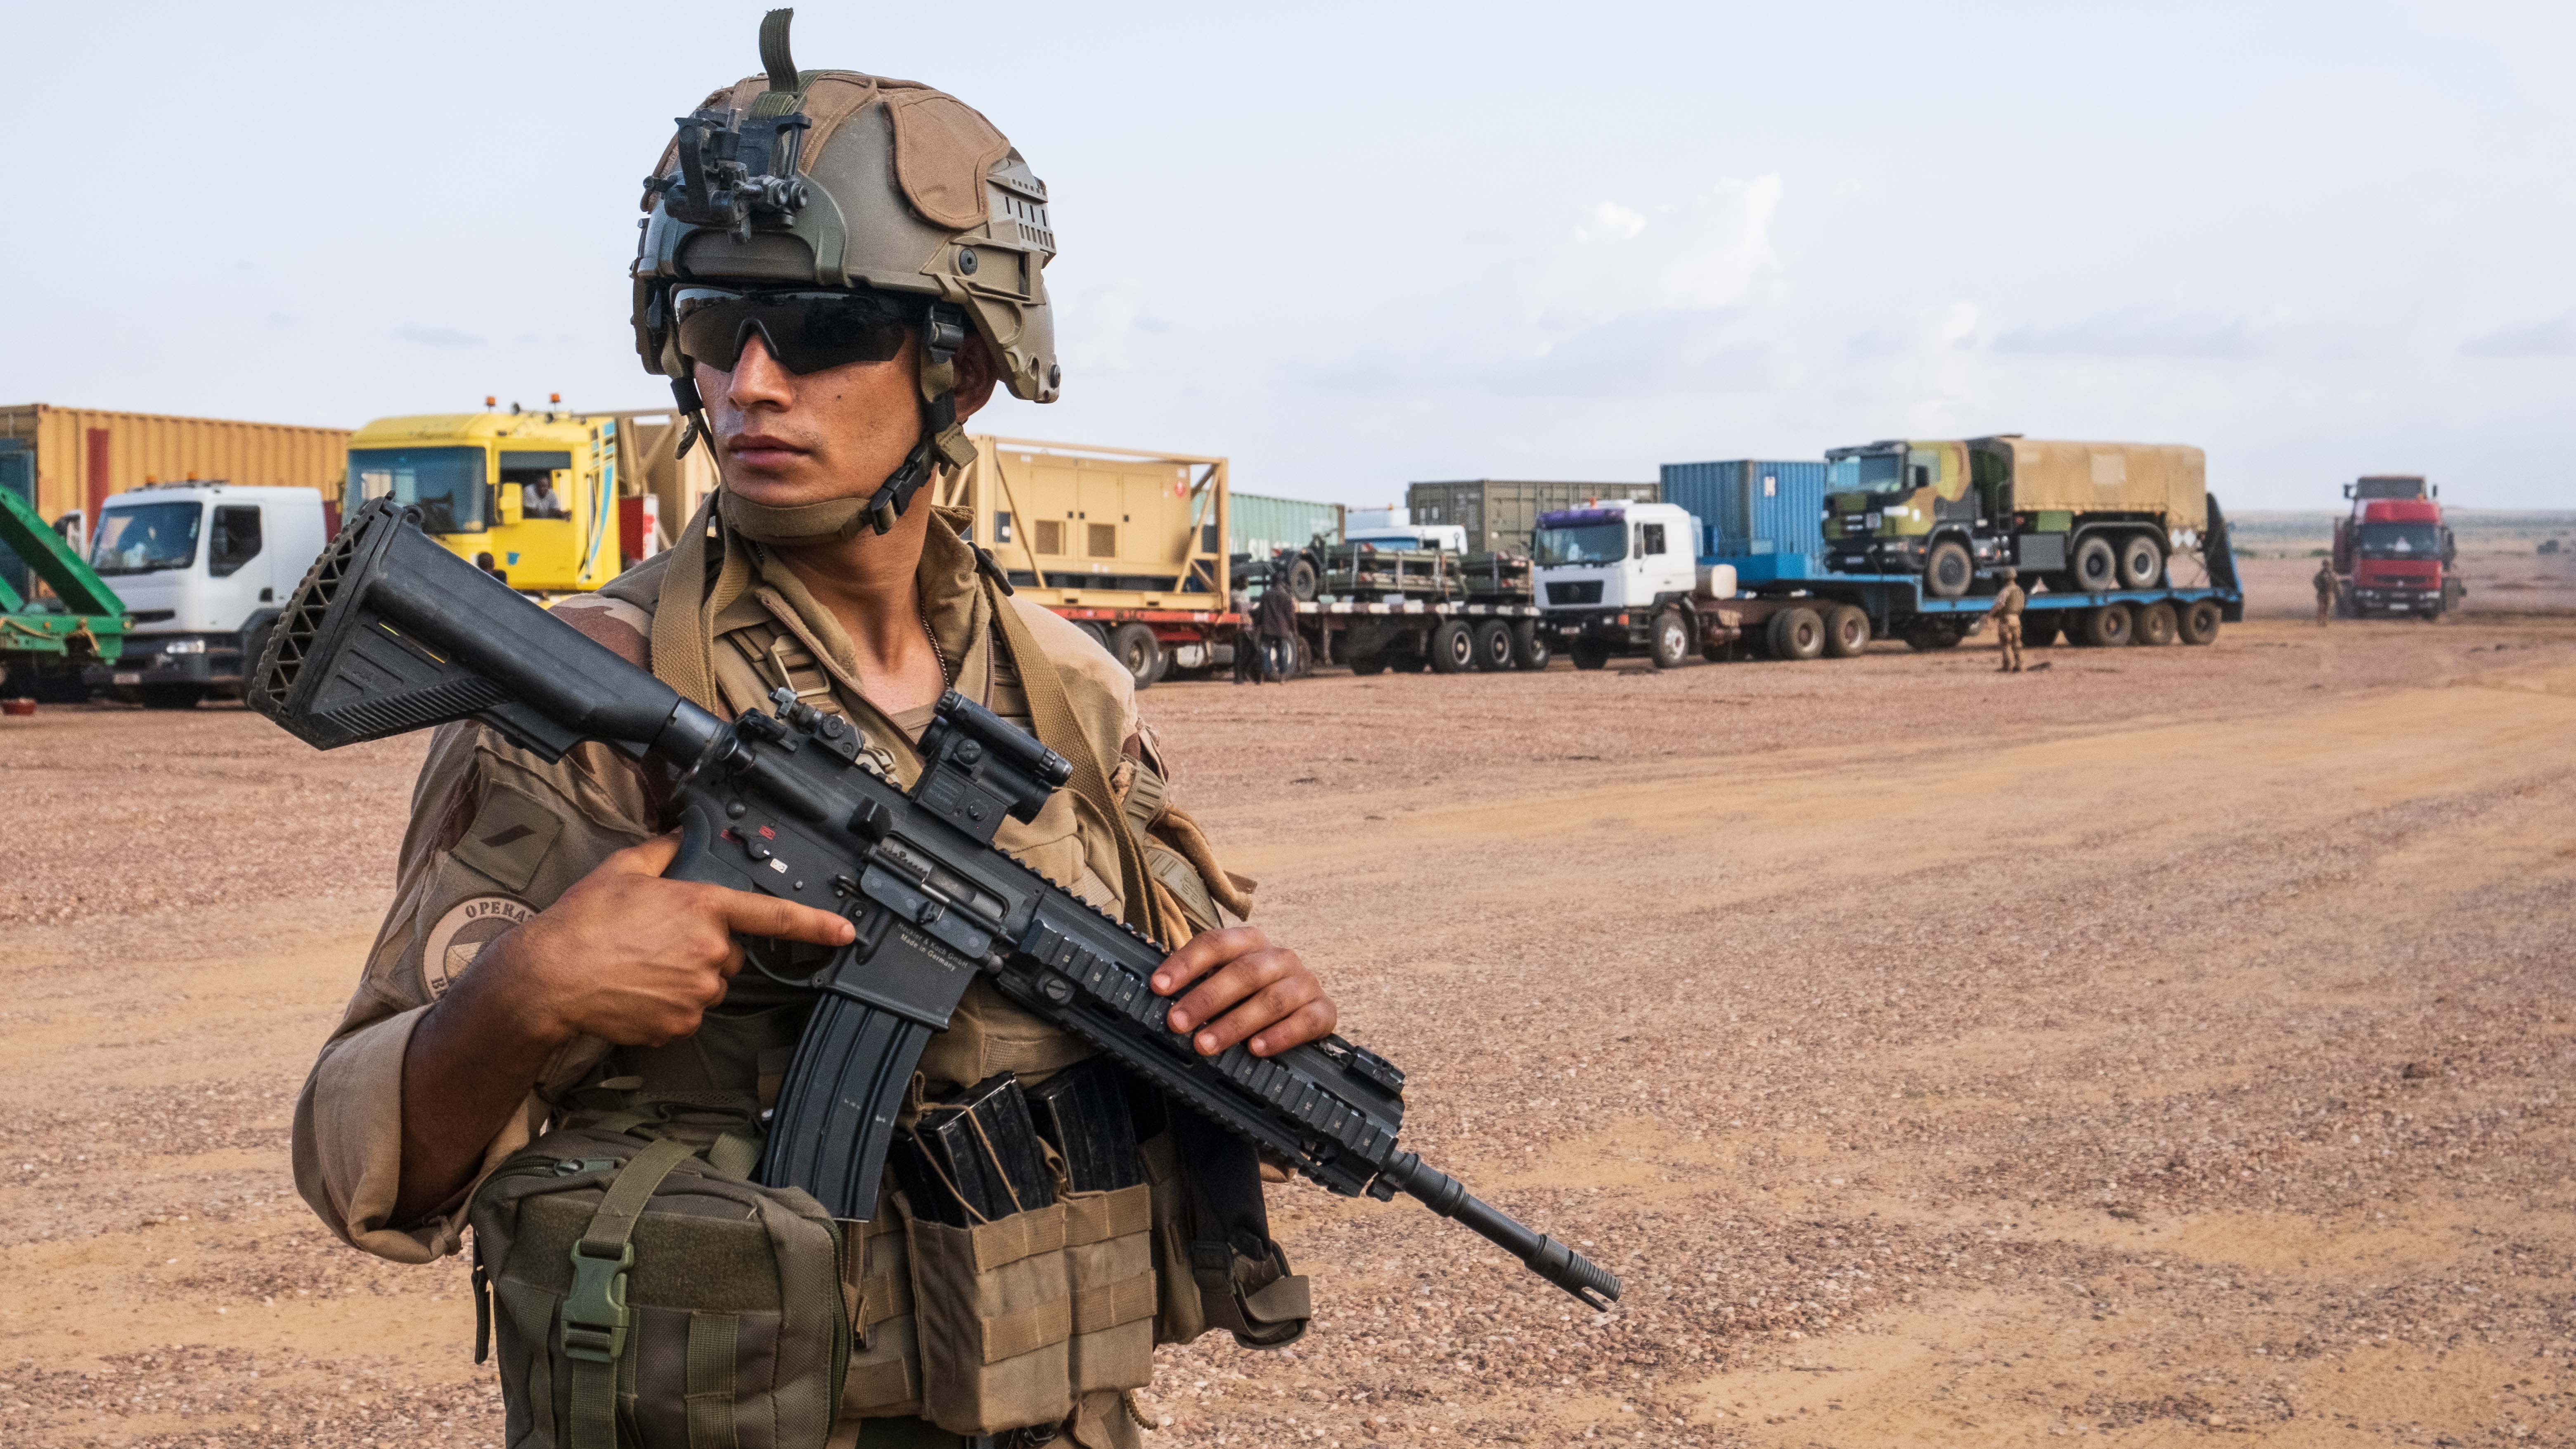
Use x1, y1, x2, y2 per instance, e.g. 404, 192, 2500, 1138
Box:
1230, 574, 1258, 684
1254, 561, 1300, 681
2315, 559, 2337, 624
1985, 566, 2027, 672
291, 19, 1332, 1448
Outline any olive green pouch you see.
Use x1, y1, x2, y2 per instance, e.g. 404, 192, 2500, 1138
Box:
468, 1119, 850, 1449
906, 1201, 1075, 1435
1058, 1184, 1155, 1393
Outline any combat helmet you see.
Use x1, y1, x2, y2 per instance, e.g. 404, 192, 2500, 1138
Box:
631, 9, 1058, 536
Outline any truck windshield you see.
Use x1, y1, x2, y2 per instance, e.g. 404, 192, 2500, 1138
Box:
349, 447, 488, 533
2358, 522, 2441, 559
90, 501, 201, 575
1825, 455, 1906, 492
1532, 522, 1626, 565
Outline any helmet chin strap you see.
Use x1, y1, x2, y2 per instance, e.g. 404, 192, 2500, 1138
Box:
675, 302, 979, 548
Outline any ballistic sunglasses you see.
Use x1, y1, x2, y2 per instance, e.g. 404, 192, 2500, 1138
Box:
671, 286, 928, 375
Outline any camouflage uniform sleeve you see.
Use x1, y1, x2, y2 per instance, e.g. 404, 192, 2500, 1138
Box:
290, 598, 662, 1264
1123, 714, 1255, 932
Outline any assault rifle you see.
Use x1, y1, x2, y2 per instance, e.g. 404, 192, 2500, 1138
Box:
251, 502, 1619, 1310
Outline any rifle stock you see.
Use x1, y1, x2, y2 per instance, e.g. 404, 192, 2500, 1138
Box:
252, 502, 1621, 1311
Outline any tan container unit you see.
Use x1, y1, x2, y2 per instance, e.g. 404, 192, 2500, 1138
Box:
0, 404, 349, 528
933, 438, 1232, 689
1990, 439, 2206, 532
939, 438, 1227, 606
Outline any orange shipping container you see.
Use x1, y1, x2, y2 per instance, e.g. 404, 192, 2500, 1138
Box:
0, 403, 351, 531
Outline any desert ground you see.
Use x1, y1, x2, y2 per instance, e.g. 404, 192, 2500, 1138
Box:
3, 558, 2572, 1448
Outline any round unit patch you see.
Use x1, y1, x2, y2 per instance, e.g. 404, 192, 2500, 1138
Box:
421, 896, 535, 999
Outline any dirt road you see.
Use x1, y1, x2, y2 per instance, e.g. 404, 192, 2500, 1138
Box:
5, 612, 2572, 1448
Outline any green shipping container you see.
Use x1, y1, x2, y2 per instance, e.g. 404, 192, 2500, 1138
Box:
1406, 479, 1660, 556
1231, 491, 1343, 556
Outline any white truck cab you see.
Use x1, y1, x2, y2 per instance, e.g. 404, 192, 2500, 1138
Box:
1346, 522, 1470, 553
1534, 499, 1709, 665
82, 483, 332, 707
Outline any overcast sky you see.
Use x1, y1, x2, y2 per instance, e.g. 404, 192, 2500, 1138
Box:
5, 1, 2569, 509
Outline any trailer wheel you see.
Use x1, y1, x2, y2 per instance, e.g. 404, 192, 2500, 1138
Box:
1473, 619, 1515, 672
1924, 539, 1974, 599
1291, 635, 1313, 678
2071, 535, 2119, 592
1902, 622, 1964, 651
1349, 651, 1389, 676
1428, 619, 1477, 673
1822, 604, 1871, 658
1570, 636, 1610, 670
1285, 555, 1319, 602
1077, 620, 1112, 651
2079, 603, 2133, 648
1510, 620, 1551, 671
1766, 607, 1826, 662
2134, 601, 2178, 646
2118, 534, 2166, 590
138, 683, 205, 710
1109, 623, 1163, 690
2023, 613, 2064, 648
2178, 599, 2222, 644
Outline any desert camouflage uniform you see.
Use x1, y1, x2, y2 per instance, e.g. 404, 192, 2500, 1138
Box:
289, 507, 1248, 1447
1988, 580, 2027, 672
2315, 563, 2337, 624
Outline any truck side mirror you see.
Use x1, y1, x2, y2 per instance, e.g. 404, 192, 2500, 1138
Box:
497, 483, 525, 527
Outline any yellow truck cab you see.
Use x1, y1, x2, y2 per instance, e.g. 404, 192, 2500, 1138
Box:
345, 410, 620, 593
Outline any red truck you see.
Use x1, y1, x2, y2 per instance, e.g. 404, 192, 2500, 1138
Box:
2333, 476, 2462, 619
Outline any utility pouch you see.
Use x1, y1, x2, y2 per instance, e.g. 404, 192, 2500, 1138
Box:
1030, 1061, 1155, 1395
467, 1116, 850, 1449
1139, 1108, 1310, 1350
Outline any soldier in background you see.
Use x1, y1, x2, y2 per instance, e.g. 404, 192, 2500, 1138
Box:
1985, 566, 2027, 673
2315, 560, 2338, 625
1255, 562, 1300, 682
1230, 573, 1258, 684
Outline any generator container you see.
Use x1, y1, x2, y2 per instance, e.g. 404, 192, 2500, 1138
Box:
1405, 479, 1660, 558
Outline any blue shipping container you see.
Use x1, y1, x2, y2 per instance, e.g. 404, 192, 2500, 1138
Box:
1660, 459, 1830, 564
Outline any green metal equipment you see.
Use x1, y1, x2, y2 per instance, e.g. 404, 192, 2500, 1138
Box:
1, 485, 128, 693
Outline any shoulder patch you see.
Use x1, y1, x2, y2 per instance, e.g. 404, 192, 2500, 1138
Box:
552, 595, 653, 667
422, 895, 534, 1000
453, 785, 565, 893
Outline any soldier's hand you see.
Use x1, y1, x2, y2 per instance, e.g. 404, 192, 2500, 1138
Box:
487, 832, 855, 1048
1151, 926, 1337, 1059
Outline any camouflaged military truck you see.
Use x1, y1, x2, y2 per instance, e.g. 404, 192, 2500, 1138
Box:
1822, 437, 2206, 599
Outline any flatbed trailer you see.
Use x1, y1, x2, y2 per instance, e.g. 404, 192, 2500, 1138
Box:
1298, 597, 1551, 675
1548, 523, 2245, 667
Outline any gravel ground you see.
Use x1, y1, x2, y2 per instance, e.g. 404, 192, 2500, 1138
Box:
3, 600, 2572, 1449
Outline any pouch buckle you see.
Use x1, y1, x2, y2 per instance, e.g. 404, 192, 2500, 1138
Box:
561, 1241, 635, 1364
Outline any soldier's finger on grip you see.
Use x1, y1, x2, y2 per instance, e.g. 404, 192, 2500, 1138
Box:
1168, 947, 1296, 1037
1192, 972, 1320, 1056
711, 888, 857, 948
1248, 999, 1338, 1058
1150, 926, 1264, 998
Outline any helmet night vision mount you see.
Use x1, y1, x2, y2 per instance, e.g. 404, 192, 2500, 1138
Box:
646, 11, 814, 245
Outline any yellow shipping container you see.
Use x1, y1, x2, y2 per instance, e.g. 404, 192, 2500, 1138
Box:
0, 403, 350, 529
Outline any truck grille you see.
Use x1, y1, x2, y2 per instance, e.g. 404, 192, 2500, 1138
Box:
1546, 581, 1603, 606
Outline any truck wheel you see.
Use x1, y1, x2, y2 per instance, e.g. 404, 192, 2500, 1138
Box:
1924, 539, 1974, 598
1428, 619, 1477, 673
1648, 609, 1693, 669
2080, 603, 2133, 648
139, 684, 204, 710
1077, 620, 1112, 651
2022, 613, 2063, 648
1285, 556, 1319, 602
1349, 651, 1389, 676
1570, 636, 1610, 671
2134, 601, 2177, 646
1109, 623, 1163, 690
1822, 604, 1870, 658
2118, 534, 2166, 590
1766, 607, 1826, 661
1290, 635, 1313, 678
2071, 535, 2119, 592
1510, 620, 1551, 670
2178, 599, 2222, 644
1473, 619, 1515, 672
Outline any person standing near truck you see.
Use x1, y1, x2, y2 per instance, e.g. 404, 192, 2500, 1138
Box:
1230, 576, 1260, 684
1985, 566, 2027, 673
1256, 562, 1300, 681
2314, 559, 2337, 625
289, 20, 1335, 1448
